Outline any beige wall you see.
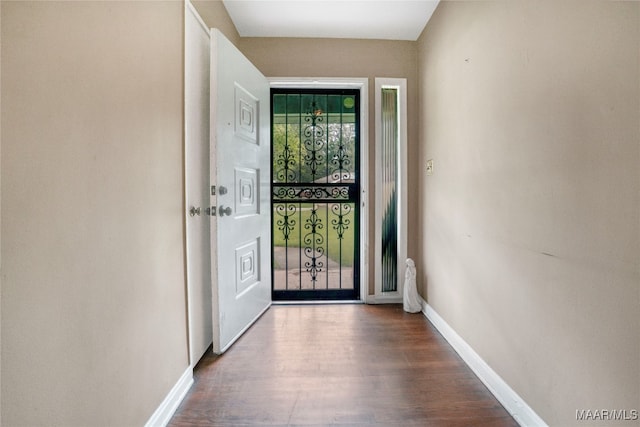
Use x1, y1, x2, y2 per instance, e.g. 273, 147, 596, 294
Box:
191, 0, 240, 46
1, 2, 188, 425
417, 1, 639, 425
239, 37, 419, 294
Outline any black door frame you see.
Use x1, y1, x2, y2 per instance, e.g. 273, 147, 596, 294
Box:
270, 88, 361, 301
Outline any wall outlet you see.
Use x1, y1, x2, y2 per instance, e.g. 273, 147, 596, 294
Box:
426, 159, 434, 176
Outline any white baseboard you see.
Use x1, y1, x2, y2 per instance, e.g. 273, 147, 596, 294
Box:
423, 302, 547, 427
145, 367, 194, 427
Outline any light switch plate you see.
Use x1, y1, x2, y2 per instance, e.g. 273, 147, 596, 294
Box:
426, 159, 434, 176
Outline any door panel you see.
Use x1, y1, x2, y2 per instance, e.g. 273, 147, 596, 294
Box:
210, 29, 271, 354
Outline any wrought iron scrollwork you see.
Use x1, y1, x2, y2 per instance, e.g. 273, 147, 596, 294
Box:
303, 208, 324, 285
275, 141, 296, 182
329, 124, 354, 182
272, 185, 350, 202
275, 203, 297, 241
331, 203, 352, 240
303, 102, 326, 180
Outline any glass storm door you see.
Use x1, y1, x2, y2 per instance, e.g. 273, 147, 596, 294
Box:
271, 89, 360, 301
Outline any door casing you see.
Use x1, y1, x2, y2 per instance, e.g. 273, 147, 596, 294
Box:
184, 0, 213, 367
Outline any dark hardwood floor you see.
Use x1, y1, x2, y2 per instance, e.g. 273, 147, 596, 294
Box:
169, 304, 518, 427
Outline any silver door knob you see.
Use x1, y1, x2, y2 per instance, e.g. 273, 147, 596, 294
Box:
219, 206, 232, 217
189, 206, 201, 217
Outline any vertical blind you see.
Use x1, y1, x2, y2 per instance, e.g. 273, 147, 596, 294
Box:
381, 88, 398, 293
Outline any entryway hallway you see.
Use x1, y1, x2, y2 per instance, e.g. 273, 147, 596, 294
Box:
168, 304, 517, 426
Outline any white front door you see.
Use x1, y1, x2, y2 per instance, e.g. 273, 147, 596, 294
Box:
210, 29, 271, 354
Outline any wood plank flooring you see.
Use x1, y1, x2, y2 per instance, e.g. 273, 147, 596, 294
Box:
169, 304, 517, 427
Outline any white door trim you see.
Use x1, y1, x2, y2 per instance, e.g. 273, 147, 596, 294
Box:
373, 78, 407, 303
184, 0, 213, 368
268, 77, 369, 302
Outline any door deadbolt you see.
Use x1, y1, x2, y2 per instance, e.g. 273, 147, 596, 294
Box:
218, 186, 228, 195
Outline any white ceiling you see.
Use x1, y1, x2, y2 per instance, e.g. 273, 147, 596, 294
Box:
222, 0, 440, 41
